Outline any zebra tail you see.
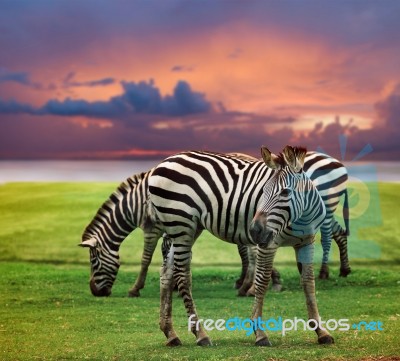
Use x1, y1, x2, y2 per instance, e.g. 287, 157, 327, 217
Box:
343, 189, 350, 236
143, 197, 159, 228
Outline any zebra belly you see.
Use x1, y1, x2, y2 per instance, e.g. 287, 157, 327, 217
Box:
274, 233, 315, 248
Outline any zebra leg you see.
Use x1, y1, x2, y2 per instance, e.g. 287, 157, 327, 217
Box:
271, 268, 282, 292
174, 241, 211, 346
319, 217, 333, 279
296, 244, 334, 345
245, 267, 281, 296
238, 245, 256, 296
160, 234, 179, 292
250, 244, 277, 346
159, 243, 182, 346
332, 220, 351, 277
161, 233, 173, 259
173, 228, 203, 296
128, 228, 163, 297
235, 244, 249, 289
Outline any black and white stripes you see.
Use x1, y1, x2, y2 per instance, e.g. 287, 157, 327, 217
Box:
80, 170, 165, 297
149, 146, 335, 346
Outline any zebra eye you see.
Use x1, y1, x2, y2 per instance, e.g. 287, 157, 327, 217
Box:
280, 188, 292, 198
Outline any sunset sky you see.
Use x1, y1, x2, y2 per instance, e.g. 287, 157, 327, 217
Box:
1, 0, 400, 160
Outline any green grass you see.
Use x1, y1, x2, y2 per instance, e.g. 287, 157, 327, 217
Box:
0, 182, 400, 360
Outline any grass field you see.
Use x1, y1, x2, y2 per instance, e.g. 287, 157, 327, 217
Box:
0, 182, 399, 360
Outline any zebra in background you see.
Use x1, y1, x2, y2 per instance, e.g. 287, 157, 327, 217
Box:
148, 146, 334, 346
79, 169, 165, 297
236, 150, 351, 296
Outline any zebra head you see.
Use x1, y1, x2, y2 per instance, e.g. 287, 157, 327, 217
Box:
80, 235, 120, 297
250, 145, 321, 246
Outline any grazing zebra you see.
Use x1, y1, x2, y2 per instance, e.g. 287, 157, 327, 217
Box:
148, 146, 334, 346
79, 169, 165, 297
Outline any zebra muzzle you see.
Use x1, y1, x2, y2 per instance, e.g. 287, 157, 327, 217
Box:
90, 278, 111, 297
249, 219, 275, 246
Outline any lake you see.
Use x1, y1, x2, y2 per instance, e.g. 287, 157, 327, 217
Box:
0, 160, 399, 182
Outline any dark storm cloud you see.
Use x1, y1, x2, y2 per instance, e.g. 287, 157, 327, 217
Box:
0, 79, 211, 119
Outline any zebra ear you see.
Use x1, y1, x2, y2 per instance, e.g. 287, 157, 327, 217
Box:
282, 145, 306, 172
261, 146, 281, 169
79, 238, 98, 249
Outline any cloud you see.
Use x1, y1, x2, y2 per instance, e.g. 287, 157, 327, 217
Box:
374, 86, 400, 128
171, 65, 195, 72
291, 87, 400, 160
1, 77, 400, 160
162, 80, 211, 116
0, 99, 36, 114
0, 79, 212, 119
0, 68, 44, 89
0, 68, 30, 85
62, 71, 116, 88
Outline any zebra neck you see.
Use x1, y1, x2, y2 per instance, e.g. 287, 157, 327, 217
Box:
85, 182, 139, 252
291, 191, 326, 237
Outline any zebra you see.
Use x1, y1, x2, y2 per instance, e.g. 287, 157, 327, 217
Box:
147, 146, 334, 346
80, 151, 349, 298
79, 170, 164, 297
248, 145, 334, 346
236, 150, 350, 296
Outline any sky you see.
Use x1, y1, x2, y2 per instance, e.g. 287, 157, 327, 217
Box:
1, 0, 400, 161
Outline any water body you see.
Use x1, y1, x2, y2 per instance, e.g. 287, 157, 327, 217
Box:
0, 160, 399, 183
0, 160, 160, 183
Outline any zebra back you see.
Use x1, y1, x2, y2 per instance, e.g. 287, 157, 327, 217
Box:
149, 150, 348, 245
82, 170, 153, 246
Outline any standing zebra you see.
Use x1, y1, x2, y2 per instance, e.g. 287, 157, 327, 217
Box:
249, 145, 333, 346
80, 151, 349, 298
237, 150, 350, 295
148, 146, 334, 346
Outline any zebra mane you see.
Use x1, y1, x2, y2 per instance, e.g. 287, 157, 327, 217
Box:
276, 146, 307, 169
82, 171, 151, 240
127, 171, 149, 185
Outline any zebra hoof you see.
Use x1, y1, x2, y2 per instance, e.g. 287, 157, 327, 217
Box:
271, 284, 282, 292
339, 268, 351, 277
319, 264, 329, 279
246, 289, 255, 297
234, 279, 243, 289
166, 337, 182, 347
237, 288, 248, 297
197, 337, 212, 346
318, 335, 334, 345
318, 270, 329, 280
128, 289, 140, 297
255, 337, 272, 347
